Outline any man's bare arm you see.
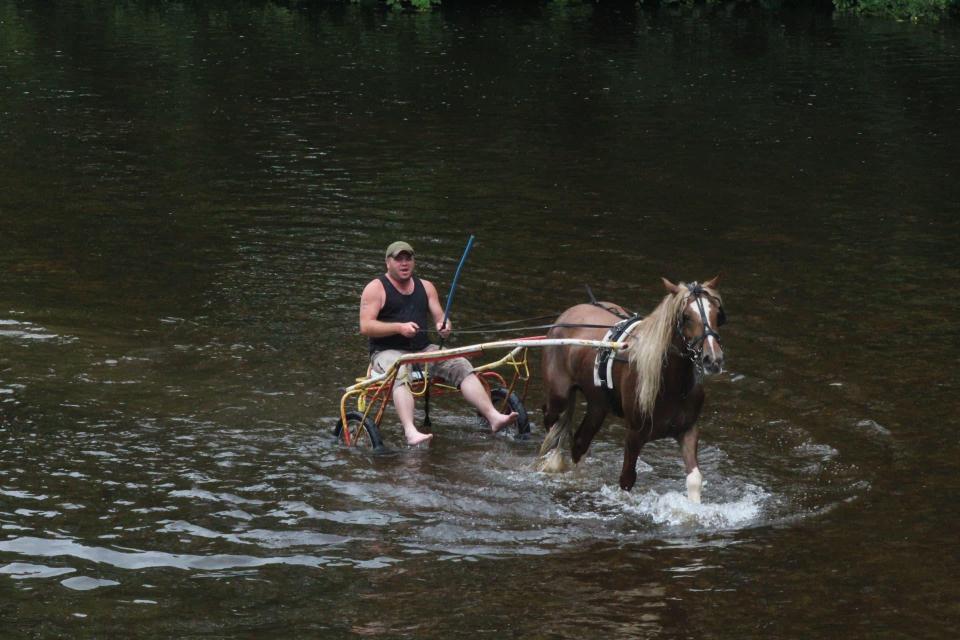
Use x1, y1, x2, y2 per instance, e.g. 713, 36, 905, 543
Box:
423, 279, 450, 338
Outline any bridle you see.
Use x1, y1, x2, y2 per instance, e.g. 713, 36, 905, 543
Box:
675, 282, 725, 363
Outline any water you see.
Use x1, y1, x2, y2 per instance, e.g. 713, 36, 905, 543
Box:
2, 1, 959, 637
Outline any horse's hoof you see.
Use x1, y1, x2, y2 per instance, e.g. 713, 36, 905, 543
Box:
536, 449, 570, 473
619, 475, 636, 491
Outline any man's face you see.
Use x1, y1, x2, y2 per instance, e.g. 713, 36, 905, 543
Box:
386, 252, 415, 280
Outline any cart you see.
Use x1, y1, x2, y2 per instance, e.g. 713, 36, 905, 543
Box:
333, 337, 627, 449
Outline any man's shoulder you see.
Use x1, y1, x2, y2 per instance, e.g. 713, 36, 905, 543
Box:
362, 277, 386, 296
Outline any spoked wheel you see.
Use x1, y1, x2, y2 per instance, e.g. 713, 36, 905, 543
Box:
489, 386, 531, 439
333, 410, 385, 450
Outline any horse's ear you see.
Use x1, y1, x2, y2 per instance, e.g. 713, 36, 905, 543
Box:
661, 277, 681, 294
704, 274, 722, 289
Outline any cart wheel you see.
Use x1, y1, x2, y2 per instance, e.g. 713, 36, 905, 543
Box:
333, 411, 385, 450
489, 387, 531, 439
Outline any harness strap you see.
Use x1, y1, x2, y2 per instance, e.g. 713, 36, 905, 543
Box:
593, 315, 643, 416
585, 284, 635, 320
681, 282, 723, 350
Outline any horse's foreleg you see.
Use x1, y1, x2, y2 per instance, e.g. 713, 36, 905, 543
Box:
572, 401, 607, 464
679, 426, 702, 503
619, 429, 644, 491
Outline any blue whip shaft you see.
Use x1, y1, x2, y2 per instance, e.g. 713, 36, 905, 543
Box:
441, 234, 475, 331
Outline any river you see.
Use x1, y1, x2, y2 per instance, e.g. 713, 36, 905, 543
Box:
1, 1, 959, 637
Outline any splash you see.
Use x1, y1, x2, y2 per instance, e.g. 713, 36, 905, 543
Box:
599, 483, 768, 530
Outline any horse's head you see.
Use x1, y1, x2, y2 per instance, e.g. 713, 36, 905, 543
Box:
662, 276, 725, 375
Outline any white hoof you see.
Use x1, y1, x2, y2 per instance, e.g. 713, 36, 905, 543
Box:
686, 468, 703, 504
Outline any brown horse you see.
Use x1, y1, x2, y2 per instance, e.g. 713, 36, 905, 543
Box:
538, 277, 725, 502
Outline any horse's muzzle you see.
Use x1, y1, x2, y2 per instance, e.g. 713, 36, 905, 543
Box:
702, 353, 724, 375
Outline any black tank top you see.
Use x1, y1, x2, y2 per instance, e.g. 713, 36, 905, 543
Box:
368, 275, 431, 354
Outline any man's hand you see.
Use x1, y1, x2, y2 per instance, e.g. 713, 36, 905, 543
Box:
436, 320, 451, 340
398, 322, 420, 338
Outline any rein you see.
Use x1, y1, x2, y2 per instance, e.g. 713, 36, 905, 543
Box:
446, 286, 638, 336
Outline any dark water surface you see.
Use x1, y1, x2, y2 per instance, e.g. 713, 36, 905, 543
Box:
2, 1, 959, 637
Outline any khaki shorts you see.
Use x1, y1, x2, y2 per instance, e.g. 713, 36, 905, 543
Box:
370, 344, 474, 388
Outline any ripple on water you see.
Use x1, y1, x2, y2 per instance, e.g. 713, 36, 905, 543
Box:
60, 576, 121, 591
0, 489, 50, 501
0, 536, 383, 571
0, 379, 875, 570
855, 419, 892, 438
167, 489, 265, 506
0, 563, 76, 580
269, 501, 410, 526
158, 520, 353, 549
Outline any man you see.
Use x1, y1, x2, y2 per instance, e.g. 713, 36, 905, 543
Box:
359, 240, 518, 446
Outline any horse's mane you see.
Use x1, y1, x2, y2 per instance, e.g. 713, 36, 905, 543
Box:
627, 282, 721, 417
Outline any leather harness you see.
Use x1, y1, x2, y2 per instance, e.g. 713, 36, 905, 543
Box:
593, 314, 643, 416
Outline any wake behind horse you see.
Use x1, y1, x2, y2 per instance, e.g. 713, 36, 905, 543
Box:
538, 277, 726, 502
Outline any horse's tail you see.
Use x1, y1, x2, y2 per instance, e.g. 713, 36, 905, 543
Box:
536, 388, 578, 473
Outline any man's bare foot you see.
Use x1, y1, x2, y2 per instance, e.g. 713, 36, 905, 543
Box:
489, 411, 518, 434
405, 431, 433, 447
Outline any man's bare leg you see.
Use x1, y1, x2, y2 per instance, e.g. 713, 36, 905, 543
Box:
459, 374, 518, 433
393, 384, 432, 446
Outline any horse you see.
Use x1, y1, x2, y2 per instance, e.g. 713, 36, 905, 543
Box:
537, 277, 726, 503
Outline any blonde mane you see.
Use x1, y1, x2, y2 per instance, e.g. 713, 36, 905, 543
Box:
627, 282, 721, 417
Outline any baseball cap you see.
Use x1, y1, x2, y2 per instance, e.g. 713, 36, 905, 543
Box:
385, 241, 415, 259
